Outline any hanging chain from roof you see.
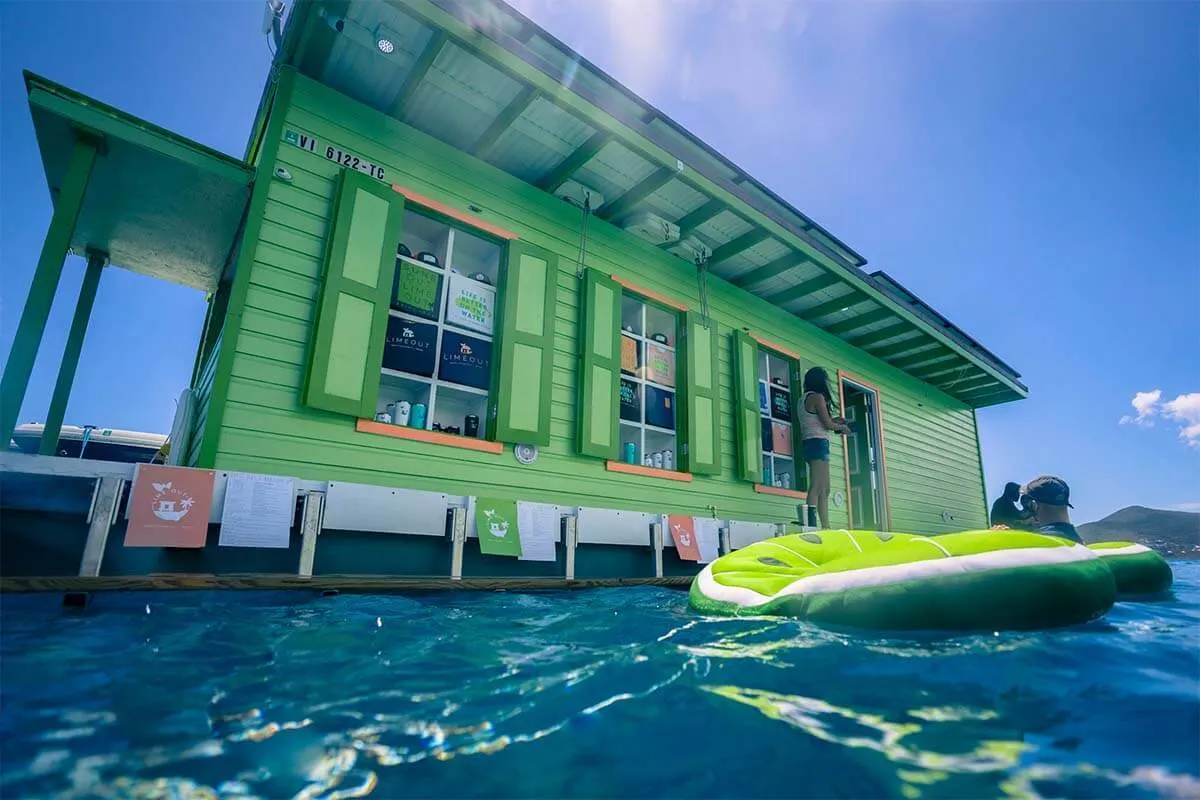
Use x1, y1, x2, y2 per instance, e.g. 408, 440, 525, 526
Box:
695, 246, 712, 328
574, 193, 592, 279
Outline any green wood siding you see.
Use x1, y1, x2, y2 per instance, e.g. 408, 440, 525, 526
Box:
185, 331, 220, 467
490, 240, 557, 446
208, 71, 988, 532
679, 311, 721, 475
303, 170, 403, 418
576, 268, 621, 459
731, 330, 764, 483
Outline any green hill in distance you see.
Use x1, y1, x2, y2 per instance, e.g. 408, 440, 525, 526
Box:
1079, 506, 1200, 559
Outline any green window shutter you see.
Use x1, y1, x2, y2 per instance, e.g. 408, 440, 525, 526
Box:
489, 240, 557, 446
731, 330, 763, 483
302, 169, 404, 418
680, 311, 722, 475
576, 268, 621, 459
789, 359, 809, 492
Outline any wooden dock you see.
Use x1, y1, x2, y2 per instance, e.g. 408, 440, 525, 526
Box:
0, 573, 693, 594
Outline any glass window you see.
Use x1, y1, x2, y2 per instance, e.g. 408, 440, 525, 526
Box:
759, 348, 799, 490
618, 293, 680, 471
374, 209, 503, 440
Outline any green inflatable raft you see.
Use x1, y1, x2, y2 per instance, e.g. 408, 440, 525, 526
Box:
688, 529, 1123, 632
1087, 541, 1174, 595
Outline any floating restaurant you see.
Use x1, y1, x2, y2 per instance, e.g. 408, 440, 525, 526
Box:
0, 0, 1027, 588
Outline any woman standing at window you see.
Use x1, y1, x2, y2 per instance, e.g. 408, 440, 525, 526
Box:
800, 366, 851, 529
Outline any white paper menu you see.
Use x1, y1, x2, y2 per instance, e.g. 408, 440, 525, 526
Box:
218, 472, 296, 549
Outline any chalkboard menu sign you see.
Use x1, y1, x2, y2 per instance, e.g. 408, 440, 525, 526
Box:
620, 378, 641, 422
439, 330, 492, 390
392, 260, 442, 321
771, 386, 791, 420
382, 316, 437, 377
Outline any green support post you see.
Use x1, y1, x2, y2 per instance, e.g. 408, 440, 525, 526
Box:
0, 132, 101, 447
39, 250, 107, 456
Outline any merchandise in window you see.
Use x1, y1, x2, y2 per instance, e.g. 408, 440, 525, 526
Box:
759, 348, 798, 490
375, 209, 501, 440
618, 293, 680, 471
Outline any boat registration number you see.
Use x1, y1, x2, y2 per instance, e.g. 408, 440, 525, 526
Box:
283, 129, 386, 181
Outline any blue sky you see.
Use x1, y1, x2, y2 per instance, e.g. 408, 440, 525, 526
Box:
1, 0, 1196, 524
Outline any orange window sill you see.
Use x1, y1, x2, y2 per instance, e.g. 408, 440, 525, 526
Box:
606, 460, 694, 482
754, 483, 807, 500
357, 419, 504, 454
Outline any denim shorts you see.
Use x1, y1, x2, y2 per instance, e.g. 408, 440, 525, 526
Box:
802, 437, 830, 462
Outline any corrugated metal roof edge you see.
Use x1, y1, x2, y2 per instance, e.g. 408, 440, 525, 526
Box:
867, 270, 1026, 388
425, 0, 867, 269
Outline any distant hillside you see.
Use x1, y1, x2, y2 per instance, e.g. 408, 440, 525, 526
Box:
1079, 506, 1200, 559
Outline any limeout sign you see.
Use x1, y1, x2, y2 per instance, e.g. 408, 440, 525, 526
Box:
283, 129, 386, 181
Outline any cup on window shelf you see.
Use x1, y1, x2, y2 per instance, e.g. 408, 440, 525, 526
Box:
652, 452, 664, 469
624, 441, 638, 465
375, 411, 392, 424
394, 401, 412, 426
465, 415, 480, 437
663, 450, 674, 471
410, 403, 427, 430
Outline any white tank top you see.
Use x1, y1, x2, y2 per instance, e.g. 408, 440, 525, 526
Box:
800, 391, 829, 441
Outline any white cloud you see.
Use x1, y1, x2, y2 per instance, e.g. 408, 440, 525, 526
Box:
1119, 389, 1162, 426
1172, 501, 1200, 513
1119, 389, 1200, 449
1162, 393, 1200, 449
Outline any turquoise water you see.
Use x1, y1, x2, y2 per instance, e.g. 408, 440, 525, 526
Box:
2, 563, 1198, 799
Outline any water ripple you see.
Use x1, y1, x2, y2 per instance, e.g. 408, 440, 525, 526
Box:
1, 566, 1197, 798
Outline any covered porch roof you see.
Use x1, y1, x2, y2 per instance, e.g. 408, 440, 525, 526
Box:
276, 0, 1027, 409
24, 71, 254, 293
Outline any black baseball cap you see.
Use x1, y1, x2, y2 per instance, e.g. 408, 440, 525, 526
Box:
1022, 475, 1073, 508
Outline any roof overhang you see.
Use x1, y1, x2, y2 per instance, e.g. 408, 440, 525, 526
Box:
280, 0, 1028, 408
24, 71, 254, 293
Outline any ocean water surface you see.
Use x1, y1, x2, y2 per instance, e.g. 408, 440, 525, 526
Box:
2, 562, 1198, 799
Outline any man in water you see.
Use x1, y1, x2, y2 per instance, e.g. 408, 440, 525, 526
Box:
1019, 475, 1084, 544
989, 481, 1034, 529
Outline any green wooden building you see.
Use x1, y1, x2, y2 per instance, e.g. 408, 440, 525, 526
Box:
2, 0, 1027, 580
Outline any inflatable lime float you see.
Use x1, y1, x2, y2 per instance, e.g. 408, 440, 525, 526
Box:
1087, 541, 1174, 595
688, 529, 1138, 632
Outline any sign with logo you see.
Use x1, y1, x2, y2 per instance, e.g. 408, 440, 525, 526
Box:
645, 385, 675, 430
771, 421, 793, 456
392, 261, 442, 321
440, 331, 492, 390
125, 463, 215, 548
474, 497, 522, 557
645, 343, 675, 387
445, 273, 496, 335
382, 316, 437, 377
665, 514, 700, 561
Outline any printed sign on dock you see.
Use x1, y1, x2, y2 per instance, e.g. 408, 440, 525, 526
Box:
475, 498, 522, 557
666, 514, 700, 561
516, 502, 559, 562
218, 472, 296, 549
125, 464, 215, 548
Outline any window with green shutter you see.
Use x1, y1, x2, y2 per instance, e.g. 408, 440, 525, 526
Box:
303, 169, 405, 418
679, 311, 722, 475
576, 268, 621, 459
731, 330, 763, 483
489, 240, 557, 446
730, 332, 809, 492
757, 346, 805, 492
615, 290, 683, 472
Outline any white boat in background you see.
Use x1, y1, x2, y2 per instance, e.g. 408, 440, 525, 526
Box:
7, 423, 167, 464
